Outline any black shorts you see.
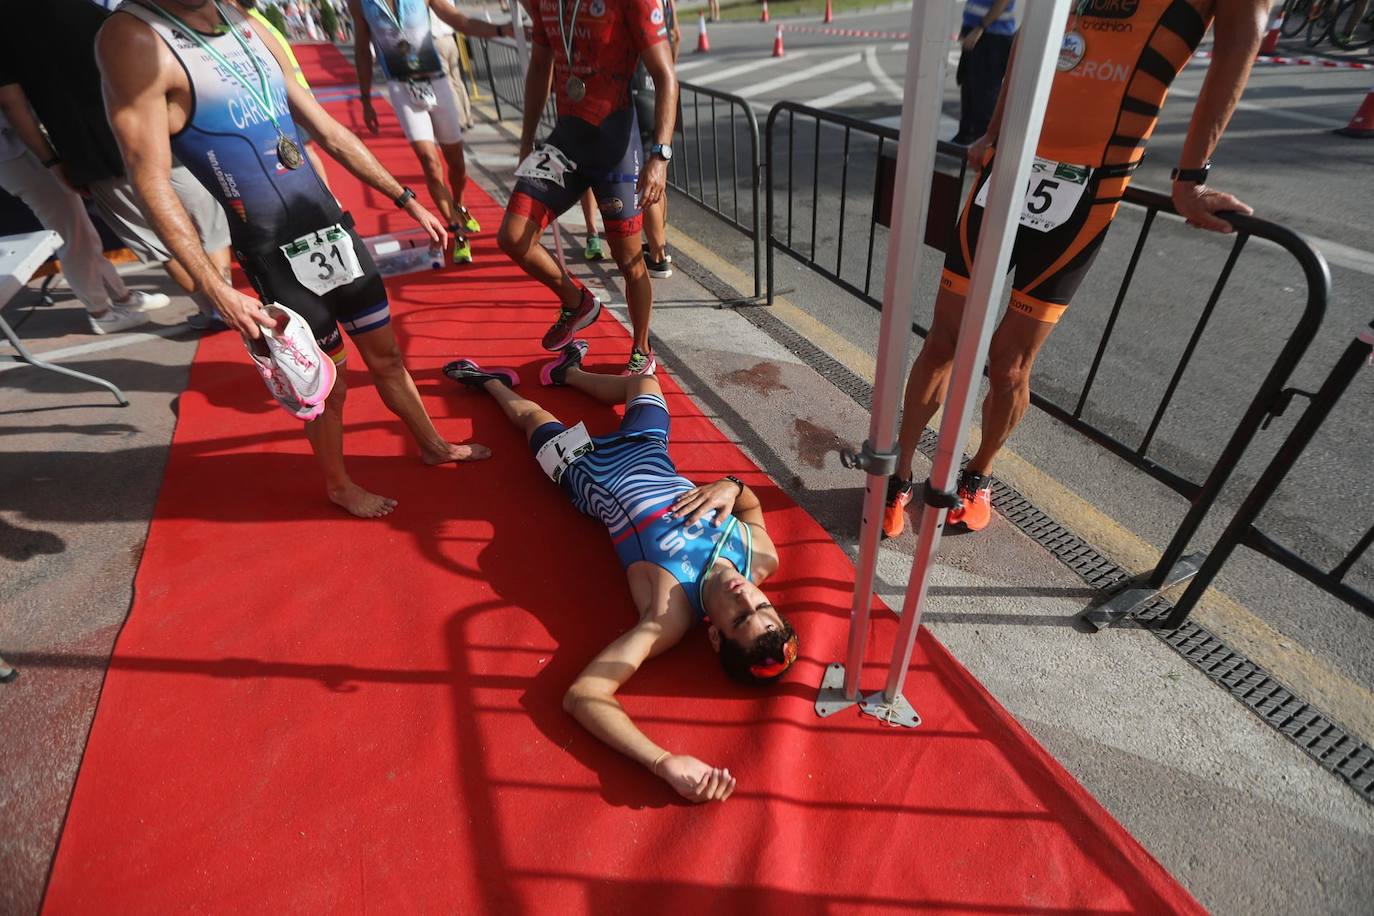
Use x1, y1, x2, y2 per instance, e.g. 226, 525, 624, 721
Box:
508, 107, 644, 239
238, 217, 389, 362
942, 154, 1133, 324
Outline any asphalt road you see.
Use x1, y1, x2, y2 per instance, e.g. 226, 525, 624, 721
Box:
651, 10, 1374, 692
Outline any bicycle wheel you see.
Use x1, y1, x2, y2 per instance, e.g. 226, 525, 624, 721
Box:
1281, 0, 1312, 36
1330, 0, 1374, 48
1306, 0, 1339, 45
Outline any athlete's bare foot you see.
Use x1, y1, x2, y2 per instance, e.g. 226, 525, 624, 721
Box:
328, 481, 399, 518
421, 440, 492, 466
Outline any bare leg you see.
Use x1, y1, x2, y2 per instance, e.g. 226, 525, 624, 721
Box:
480, 377, 561, 441
965, 311, 1055, 476
410, 139, 456, 226
352, 326, 491, 464
565, 366, 662, 405
498, 211, 581, 309
304, 365, 398, 518
643, 194, 668, 261
440, 141, 468, 214
580, 190, 600, 239
605, 231, 652, 354
895, 287, 965, 479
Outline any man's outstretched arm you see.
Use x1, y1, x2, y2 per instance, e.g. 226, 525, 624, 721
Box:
563, 606, 737, 803
344, 0, 380, 134
430, 0, 509, 39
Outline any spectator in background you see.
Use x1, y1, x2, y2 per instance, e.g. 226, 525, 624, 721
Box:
952, 0, 1016, 146
632, 0, 680, 279
431, 5, 476, 131
0, 110, 169, 334
0, 0, 234, 332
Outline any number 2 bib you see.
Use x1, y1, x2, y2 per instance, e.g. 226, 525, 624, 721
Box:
535, 422, 595, 484
514, 144, 577, 188
280, 224, 366, 296
974, 157, 1093, 233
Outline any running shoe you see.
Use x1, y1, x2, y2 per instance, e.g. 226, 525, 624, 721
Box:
187, 309, 228, 332
882, 474, 914, 539
642, 243, 672, 279
584, 235, 606, 261
540, 339, 588, 386
243, 333, 323, 421
456, 206, 481, 234
251, 303, 336, 410
116, 289, 172, 312
947, 471, 993, 531
88, 304, 151, 336
443, 358, 521, 389
622, 347, 656, 377
541, 287, 602, 350
452, 234, 473, 264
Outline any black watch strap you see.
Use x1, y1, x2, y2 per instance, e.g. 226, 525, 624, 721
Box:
1171, 162, 1211, 183
41, 155, 60, 168
394, 186, 415, 208
724, 475, 745, 494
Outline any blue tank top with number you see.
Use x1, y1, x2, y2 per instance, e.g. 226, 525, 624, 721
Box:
358, 0, 443, 80
119, 1, 339, 255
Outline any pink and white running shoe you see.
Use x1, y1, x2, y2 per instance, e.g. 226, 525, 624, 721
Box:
242, 303, 335, 420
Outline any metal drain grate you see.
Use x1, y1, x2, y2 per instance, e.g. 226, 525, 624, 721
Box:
670, 254, 1374, 806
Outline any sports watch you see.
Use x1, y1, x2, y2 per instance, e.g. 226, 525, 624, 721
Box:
1170, 161, 1211, 184
650, 143, 673, 162
393, 186, 416, 208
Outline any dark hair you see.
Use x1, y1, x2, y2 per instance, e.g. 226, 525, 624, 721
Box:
718, 618, 799, 686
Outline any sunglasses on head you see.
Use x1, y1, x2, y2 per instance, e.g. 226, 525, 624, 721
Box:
749, 636, 798, 679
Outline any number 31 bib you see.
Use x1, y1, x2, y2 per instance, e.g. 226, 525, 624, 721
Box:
974, 157, 1093, 233
281, 224, 366, 296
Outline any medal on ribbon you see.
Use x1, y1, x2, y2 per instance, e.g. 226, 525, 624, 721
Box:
556, 0, 586, 103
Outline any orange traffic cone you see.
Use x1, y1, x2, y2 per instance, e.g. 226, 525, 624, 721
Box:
772, 24, 784, 57
696, 12, 710, 53
824, 0, 833, 23
761, 0, 769, 23
1335, 82, 1374, 137
1259, 10, 1283, 55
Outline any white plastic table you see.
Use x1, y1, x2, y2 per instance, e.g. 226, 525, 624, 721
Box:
0, 230, 128, 406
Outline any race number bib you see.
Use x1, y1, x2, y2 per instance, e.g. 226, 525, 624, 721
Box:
280, 224, 365, 296
404, 78, 438, 111
515, 144, 577, 188
974, 157, 1092, 233
535, 421, 594, 484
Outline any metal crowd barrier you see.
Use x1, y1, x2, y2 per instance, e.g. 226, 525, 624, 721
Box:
1164, 319, 1374, 627
763, 100, 1333, 628
470, 37, 556, 129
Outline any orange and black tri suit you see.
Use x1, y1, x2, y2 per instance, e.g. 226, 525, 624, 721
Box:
942, 0, 1215, 324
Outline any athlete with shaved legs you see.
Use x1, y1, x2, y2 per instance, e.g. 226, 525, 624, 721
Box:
884, 0, 1269, 538
98, 0, 490, 518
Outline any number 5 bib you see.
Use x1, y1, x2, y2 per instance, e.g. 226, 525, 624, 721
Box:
281, 224, 366, 296
975, 157, 1093, 233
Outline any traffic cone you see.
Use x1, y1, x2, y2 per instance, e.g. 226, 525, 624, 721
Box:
1259, 10, 1283, 55
772, 24, 784, 57
1334, 82, 1374, 137
761, 0, 769, 23
696, 12, 710, 53
824, 0, 833, 23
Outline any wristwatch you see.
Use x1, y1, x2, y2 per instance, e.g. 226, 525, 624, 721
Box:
1170, 161, 1211, 184
723, 475, 744, 495
650, 143, 673, 162
393, 186, 415, 208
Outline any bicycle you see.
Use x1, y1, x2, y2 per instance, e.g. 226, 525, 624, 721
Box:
1330, 0, 1374, 49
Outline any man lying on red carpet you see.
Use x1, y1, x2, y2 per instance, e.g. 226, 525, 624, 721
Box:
444, 342, 800, 804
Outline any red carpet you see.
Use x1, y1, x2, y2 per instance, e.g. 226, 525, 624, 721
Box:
42, 44, 1201, 914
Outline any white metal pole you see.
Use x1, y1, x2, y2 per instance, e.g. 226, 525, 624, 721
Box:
815, 0, 959, 718
873, 0, 1071, 716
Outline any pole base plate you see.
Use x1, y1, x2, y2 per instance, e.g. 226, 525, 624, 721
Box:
859, 691, 921, 728
815, 663, 859, 718
1080, 553, 1203, 631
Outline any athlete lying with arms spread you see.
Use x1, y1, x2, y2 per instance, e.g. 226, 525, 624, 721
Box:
444, 341, 800, 804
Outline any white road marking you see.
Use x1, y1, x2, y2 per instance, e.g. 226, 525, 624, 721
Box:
865, 45, 904, 101
1291, 234, 1374, 277
672, 56, 719, 75
1169, 86, 1337, 127
804, 80, 878, 110
684, 52, 810, 86
735, 53, 864, 99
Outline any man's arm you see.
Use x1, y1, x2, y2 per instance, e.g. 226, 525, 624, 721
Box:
0, 83, 79, 192
1171, 0, 1267, 233
245, 15, 448, 249
344, 0, 380, 134
562, 598, 737, 804
96, 15, 273, 337
637, 39, 677, 209
429, 0, 508, 39
519, 42, 555, 160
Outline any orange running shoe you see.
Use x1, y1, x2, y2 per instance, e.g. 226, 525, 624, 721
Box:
882, 475, 914, 539
947, 472, 993, 531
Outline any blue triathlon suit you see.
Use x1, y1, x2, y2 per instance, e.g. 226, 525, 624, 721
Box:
119, 1, 390, 362
530, 392, 751, 620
